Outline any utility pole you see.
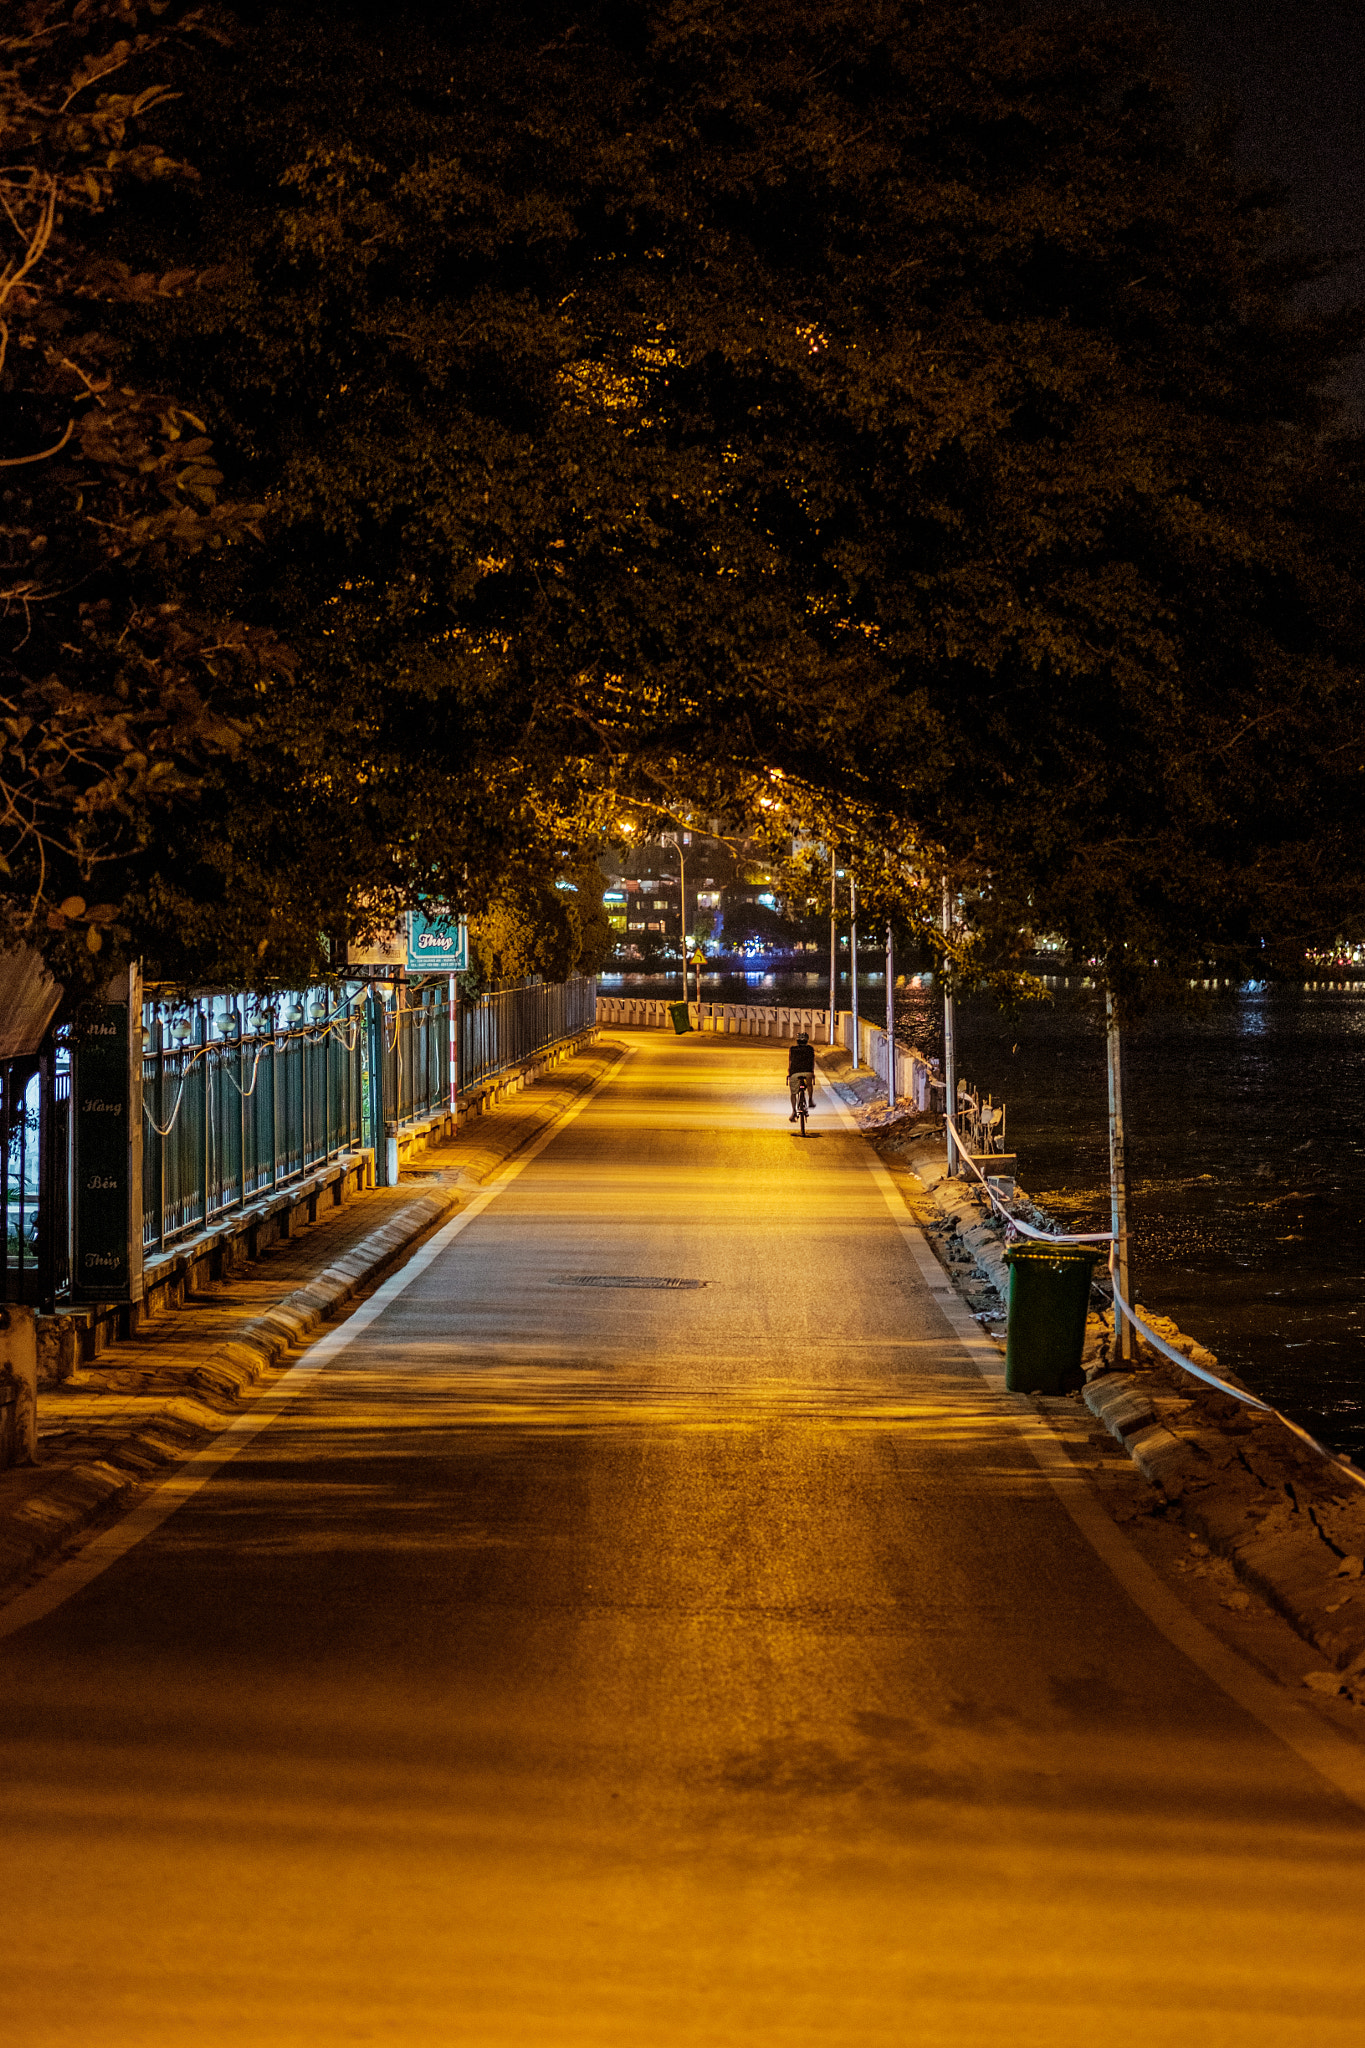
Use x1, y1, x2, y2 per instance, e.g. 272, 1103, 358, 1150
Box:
885, 919, 896, 1109
661, 832, 687, 1007
849, 875, 859, 1066
828, 852, 838, 1049
942, 878, 957, 1175
1106, 991, 1134, 1364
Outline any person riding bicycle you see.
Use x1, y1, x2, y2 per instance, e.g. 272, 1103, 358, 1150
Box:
787, 1030, 816, 1121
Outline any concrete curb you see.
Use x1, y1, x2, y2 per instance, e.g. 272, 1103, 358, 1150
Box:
0, 1189, 457, 1597
1083, 1372, 1201, 1499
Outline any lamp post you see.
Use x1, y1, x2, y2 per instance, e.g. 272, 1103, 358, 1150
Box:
661, 832, 687, 1007
942, 878, 957, 1176
828, 852, 837, 1048
885, 919, 895, 1109
849, 875, 859, 1065
1106, 991, 1133, 1364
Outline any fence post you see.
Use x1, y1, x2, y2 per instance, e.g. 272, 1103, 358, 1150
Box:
237, 997, 248, 1208
270, 1004, 280, 1193
1106, 992, 1134, 1366
199, 1004, 211, 1226
37, 1033, 58, 1313
323, 989, 332, 1164
365, 987, 386, 1184
456, 970, 466, 1114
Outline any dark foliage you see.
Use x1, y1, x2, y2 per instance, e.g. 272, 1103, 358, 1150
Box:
0, 1, 292, 997
77, 1, 1365, 997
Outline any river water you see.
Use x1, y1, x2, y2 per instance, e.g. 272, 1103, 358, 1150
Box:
601, 967, 1365, 1457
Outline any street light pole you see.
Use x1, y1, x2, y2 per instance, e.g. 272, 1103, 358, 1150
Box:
662, 832, 687, 1007
1106, 991, 1134, 1364
885, 919, 896, 1110
942, 878, 957, 1176
849, 875, 859, 1065
828, 852, 837, 1049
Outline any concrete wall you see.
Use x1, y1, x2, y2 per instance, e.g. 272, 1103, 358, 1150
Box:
595, 997, 832, 1041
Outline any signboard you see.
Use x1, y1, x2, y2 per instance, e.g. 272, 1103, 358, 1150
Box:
406, 909, 467, 974
71, 967, 143, 1304
347, 921, 406, 969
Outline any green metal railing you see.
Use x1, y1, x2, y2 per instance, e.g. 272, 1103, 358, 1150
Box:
459, 976, 595, 1090
141, 973, 594, 1255
12, 972, 597, 1292
389, 981, 453, 1129
142, 986, 365, 1254
1, 1041, 68, 1305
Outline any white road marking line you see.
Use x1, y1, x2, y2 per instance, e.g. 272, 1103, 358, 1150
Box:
824, 1079, 1365, 1811
0, 1043, 634, 1643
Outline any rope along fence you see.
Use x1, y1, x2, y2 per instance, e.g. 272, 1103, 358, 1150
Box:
943, 1117, 1365, 1494
143, 988, 366, 1254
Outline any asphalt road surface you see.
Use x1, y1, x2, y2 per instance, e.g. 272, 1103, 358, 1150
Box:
3, 1033, 1364, 2047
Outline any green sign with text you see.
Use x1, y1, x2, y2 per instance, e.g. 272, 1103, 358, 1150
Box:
406, 909, 467, 974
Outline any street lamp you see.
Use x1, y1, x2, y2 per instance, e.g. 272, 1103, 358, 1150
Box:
660, 831, 687, 1007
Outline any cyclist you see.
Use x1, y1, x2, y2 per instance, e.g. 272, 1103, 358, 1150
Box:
787, 1030, 816, 1121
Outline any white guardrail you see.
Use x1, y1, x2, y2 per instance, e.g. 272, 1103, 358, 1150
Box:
943, 1117, 1365, 1492
593, 998, 942, 1113
595, 996, 833, 1041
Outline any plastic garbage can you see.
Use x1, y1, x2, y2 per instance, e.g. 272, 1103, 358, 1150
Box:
669, 1002, 693, 1035
1004, 1243, 1100, 1393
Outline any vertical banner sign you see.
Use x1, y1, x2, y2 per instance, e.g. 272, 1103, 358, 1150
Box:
72, 968, 143, 1304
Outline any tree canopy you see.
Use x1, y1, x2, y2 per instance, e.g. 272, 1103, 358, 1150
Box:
0, 0, 292, 997
10, 0, 1365, 1000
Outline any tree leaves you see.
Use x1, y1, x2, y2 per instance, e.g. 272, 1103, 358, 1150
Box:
39, 0, 1365, 999
0, 1, 291, 996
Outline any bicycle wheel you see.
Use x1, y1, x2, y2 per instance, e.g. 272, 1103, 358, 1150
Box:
798, 1085, 809, 1135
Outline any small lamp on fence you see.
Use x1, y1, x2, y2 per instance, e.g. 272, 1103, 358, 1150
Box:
284, 1000, 305, 1029
307, 994, 328, 1024
214, 1001, 240, 1039
170, 1012, 194, 1045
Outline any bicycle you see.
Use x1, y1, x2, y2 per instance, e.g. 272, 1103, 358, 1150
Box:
793, 1071, 815, 1136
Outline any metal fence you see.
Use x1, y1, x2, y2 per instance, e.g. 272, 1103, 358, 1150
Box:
2, 1043, 69, 1305
4, 971, 595, 1307
460, 976, 596, 1090
142, 987, 366, 1255
391, 981, 452, 1128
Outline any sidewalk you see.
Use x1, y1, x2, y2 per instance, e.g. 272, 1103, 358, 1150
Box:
0, 1039, 619, 1597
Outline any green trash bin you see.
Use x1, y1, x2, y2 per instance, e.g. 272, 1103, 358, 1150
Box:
669, 1001, 693, 1034
1004, 1242, 1100, 1393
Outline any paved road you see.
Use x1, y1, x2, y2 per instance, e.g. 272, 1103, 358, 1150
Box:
3, 1033, 1363, 2046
